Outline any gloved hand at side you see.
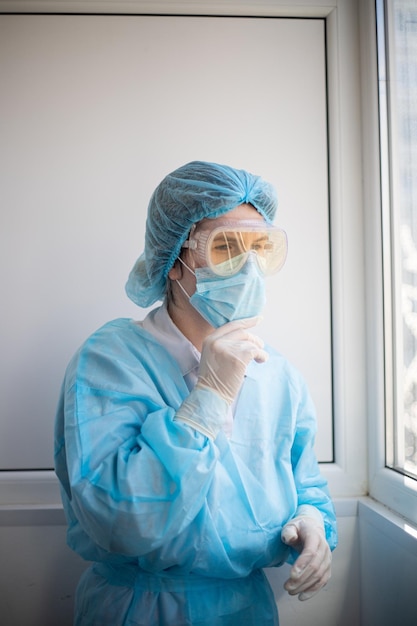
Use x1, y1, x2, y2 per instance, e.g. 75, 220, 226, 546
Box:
281, 505, 332, 601
174, 317, 268, 438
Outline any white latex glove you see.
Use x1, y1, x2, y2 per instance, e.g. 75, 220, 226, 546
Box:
174, 317, 268, 439
196, 316, 268, 405
281, 509, 332, 601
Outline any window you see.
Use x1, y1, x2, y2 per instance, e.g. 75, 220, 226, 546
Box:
378, 0, 417, 482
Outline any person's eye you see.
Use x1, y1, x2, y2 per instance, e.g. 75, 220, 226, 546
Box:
215, 241, 239, 253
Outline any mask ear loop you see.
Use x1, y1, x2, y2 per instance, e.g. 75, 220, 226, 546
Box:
177, 256, 196, 277
174, 257, 196, 300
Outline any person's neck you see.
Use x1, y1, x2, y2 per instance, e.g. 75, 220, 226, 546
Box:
166, 295, 213, 353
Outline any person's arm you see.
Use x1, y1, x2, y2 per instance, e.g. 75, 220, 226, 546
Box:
57, 374, 221, 557
56, 317, 266, 558
281, 378, 338, 600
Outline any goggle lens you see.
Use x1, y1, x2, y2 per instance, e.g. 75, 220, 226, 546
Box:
184, 222, 287, 277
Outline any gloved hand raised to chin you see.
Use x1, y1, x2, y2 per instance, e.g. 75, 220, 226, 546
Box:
174, 317, 268, 438
281, 505, 332, 601
196, 316, 268, 404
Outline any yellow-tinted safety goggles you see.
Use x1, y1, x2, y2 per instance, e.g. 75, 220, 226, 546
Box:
182, 220, 288, 277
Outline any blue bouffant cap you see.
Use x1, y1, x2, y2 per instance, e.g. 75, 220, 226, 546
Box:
125, 160, 278, 307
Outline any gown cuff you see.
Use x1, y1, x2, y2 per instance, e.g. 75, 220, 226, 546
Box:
174, 386, 229, 440
294, 504, 325, 528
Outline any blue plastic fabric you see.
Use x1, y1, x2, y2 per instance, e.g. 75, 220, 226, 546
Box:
54, 316, 337, 625
74, 565, 279, 625
125, 161, 278, 307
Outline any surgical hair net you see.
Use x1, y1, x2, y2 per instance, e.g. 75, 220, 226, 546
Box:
125, 160, 278, 307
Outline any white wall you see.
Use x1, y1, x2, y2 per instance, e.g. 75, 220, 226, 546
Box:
0, 512, 85, 626
359, 499, 417, 626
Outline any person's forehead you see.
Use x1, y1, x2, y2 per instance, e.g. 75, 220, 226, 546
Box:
198, 203, 265, 230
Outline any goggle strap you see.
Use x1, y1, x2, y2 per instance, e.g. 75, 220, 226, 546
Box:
182, 240, 198, 251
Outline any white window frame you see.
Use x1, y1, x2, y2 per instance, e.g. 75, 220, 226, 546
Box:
0, 0, 367, 507
361, 0, 417, 525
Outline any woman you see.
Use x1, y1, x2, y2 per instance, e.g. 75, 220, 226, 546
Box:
54, 161, 337, 625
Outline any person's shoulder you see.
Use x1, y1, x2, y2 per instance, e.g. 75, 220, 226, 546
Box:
63, 317, 172, 392
74, 318, 131, 352
81, 317, 156, 348
264, 344, 307, 389
66, 318, 154, 374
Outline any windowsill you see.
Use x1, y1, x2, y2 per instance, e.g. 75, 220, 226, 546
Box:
358, 496, 417, 545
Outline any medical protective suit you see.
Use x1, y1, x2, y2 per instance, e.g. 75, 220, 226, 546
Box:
54, 161, 337, 626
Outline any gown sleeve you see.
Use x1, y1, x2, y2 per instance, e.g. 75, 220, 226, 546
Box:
54, 320, 226, 558
290, 373, 338, 552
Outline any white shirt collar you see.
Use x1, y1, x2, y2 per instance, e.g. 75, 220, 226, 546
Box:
138, 302, 201, 378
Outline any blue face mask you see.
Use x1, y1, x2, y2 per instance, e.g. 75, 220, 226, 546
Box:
177, 253, 266, 328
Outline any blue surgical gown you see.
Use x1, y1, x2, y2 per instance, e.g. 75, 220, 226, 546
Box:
54, 312, 337, 626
